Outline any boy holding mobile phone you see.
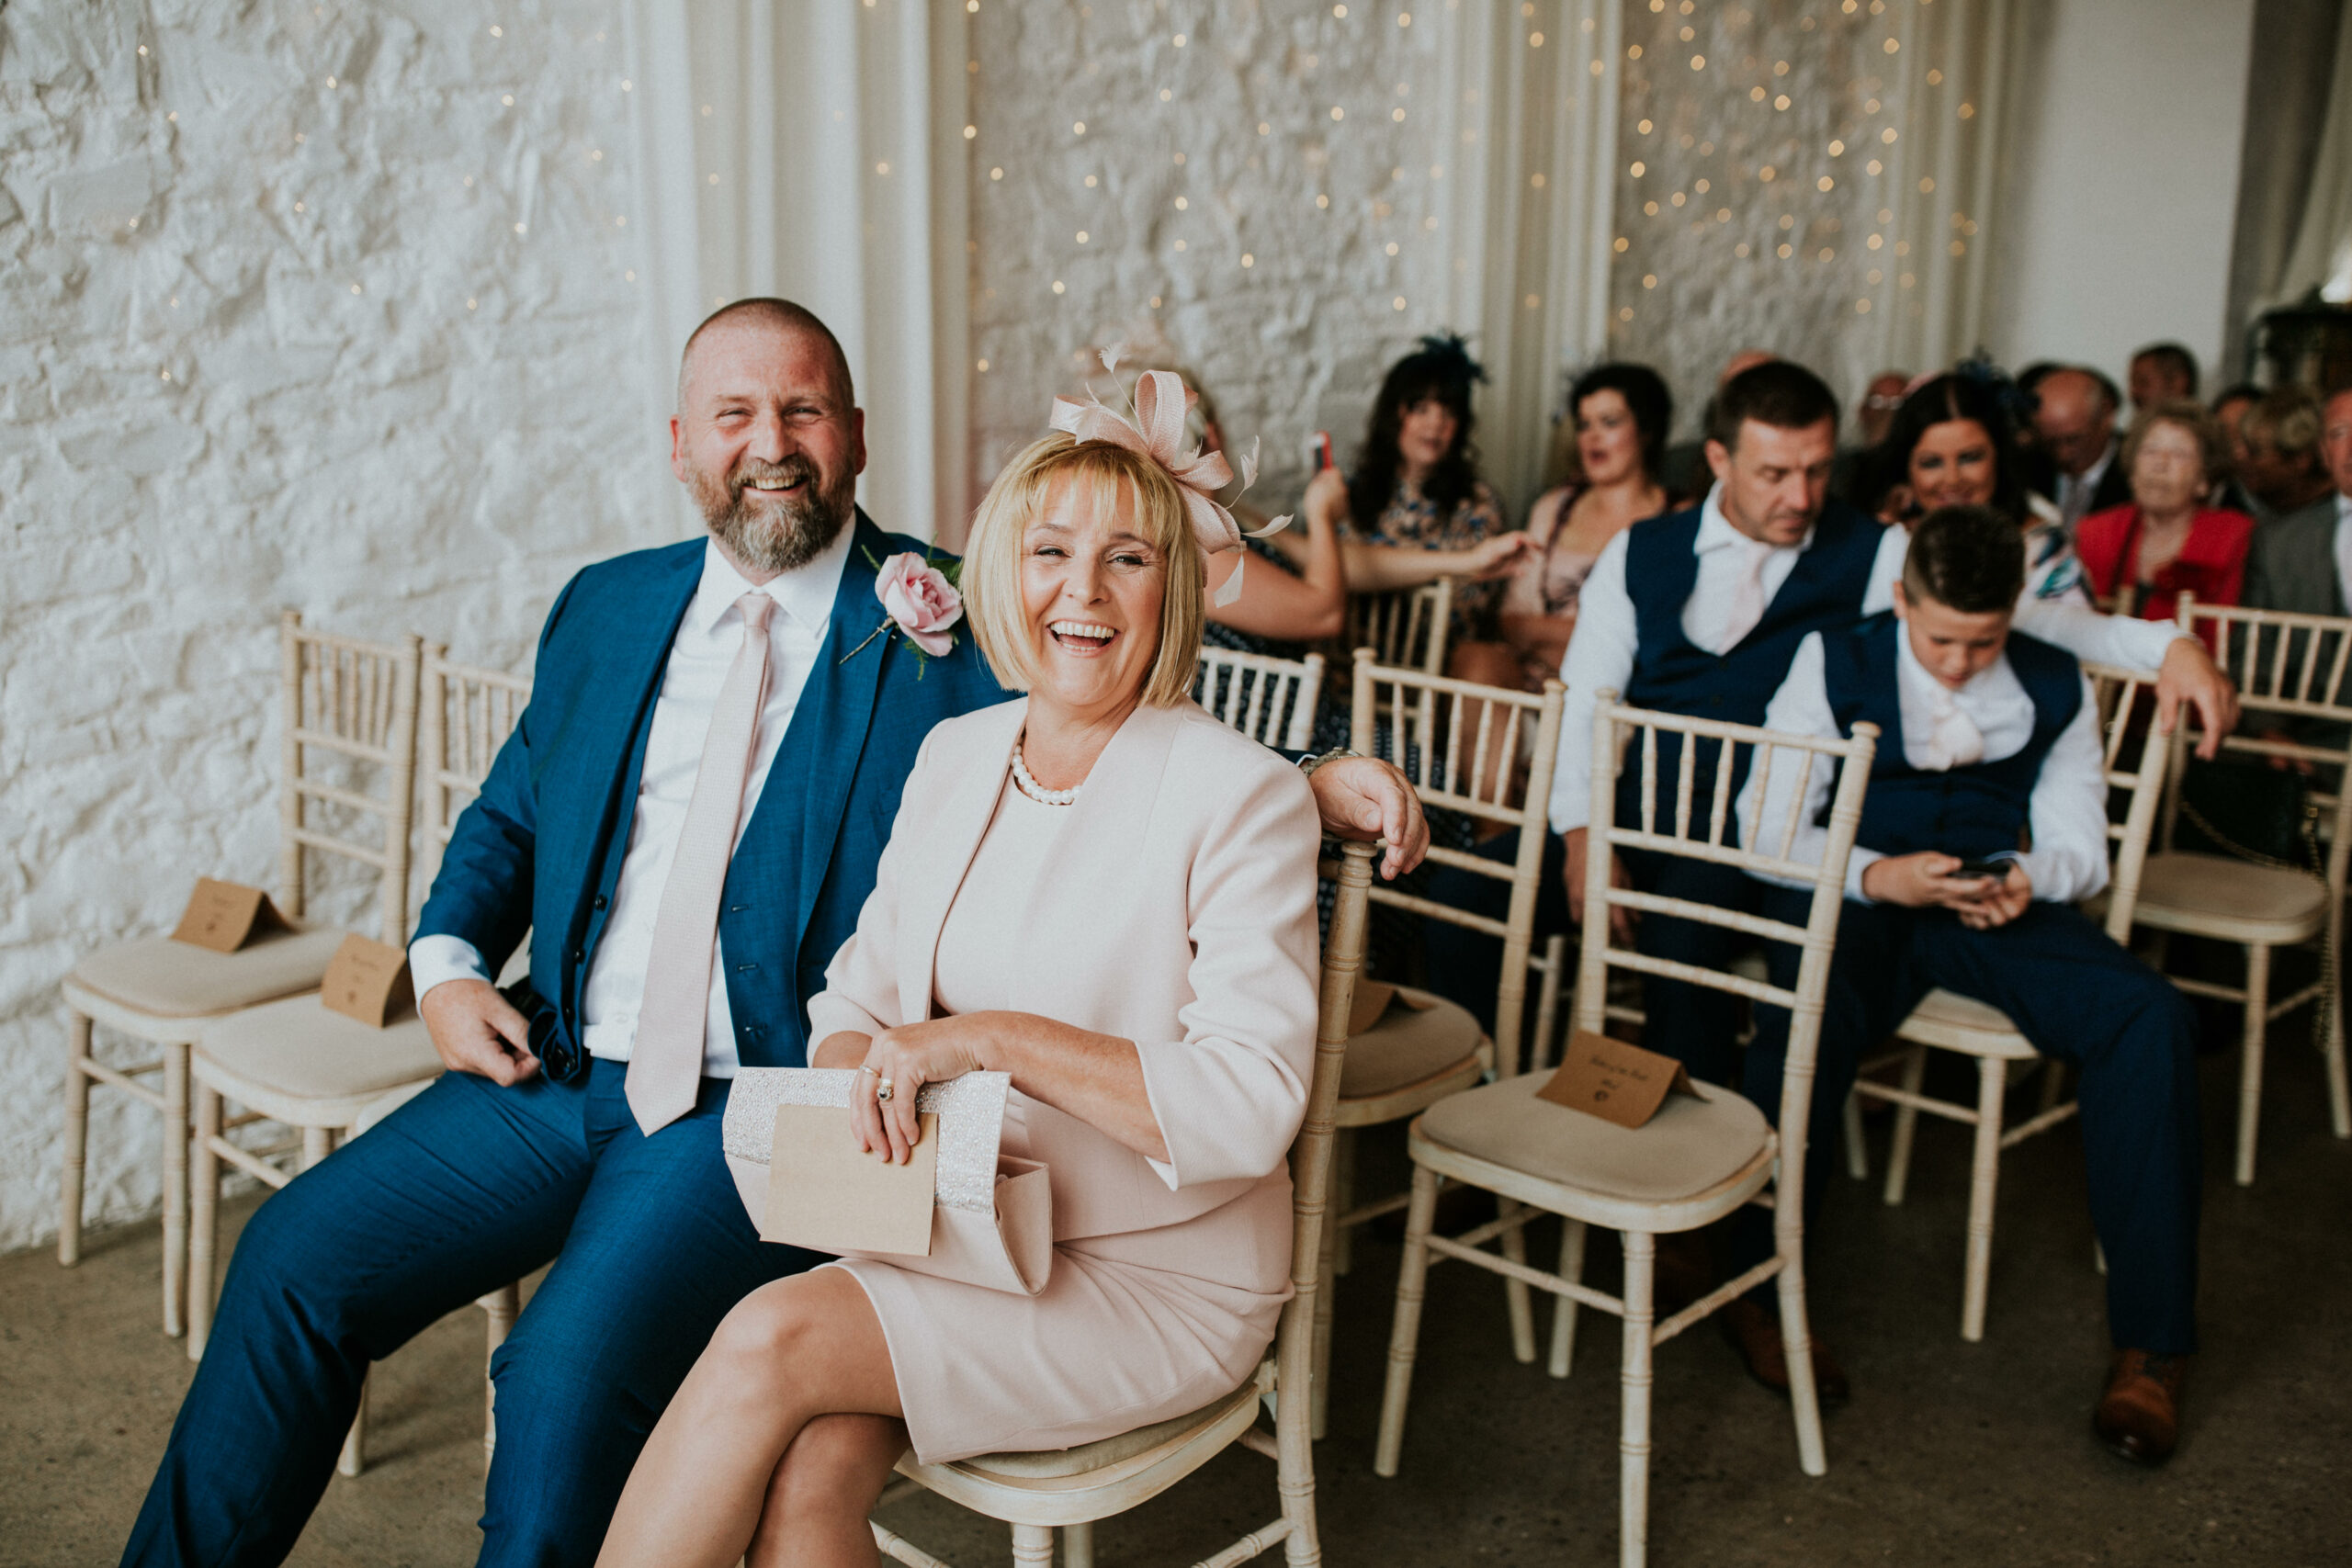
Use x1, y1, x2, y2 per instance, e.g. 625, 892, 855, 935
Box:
1733, 503, 2203, 1466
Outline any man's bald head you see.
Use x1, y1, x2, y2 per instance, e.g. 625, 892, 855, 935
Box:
677, 298, 854, 412
1719, 348, 1775, 387
2031, 367, 2118, 478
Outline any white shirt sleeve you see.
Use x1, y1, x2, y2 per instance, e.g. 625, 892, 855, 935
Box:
409, 933, 493, 999
1734, 633, 1882, 898
1860, 524, 1909, 615
1548, 529, 1639, 835
2017, 673, 2112, 906
2012, 595, 2188, 670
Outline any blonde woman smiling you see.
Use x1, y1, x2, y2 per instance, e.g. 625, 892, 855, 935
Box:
599, 378, 1328, 1568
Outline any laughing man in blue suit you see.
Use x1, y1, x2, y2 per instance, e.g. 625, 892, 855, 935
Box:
124, 299, 1428, 1568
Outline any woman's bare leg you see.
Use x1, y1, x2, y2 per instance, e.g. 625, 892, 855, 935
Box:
597, 1268, 902, 1568
746, 1414, 910, 1568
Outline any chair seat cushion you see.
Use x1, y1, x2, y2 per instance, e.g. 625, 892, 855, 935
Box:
1341, 987, 1484, 1100
950, 1381, 1256, 1480
1898, 987, 2040, 1059
69, 929, 350, 1020
195, 992, 442, 1119
2131, 852, 2329, 941
1418, 1071, 1770, 1205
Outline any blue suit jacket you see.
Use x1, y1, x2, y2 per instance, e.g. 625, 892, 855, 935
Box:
414, 512, 1008, 1079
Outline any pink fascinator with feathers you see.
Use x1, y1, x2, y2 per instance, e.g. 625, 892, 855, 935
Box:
1047, 346, 1291, 606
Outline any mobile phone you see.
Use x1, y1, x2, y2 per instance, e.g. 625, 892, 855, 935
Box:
1948, 858, 2010, 882
1306, 431, 1334, 472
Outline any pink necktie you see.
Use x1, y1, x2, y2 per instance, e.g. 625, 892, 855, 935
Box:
628, 592, 776, 1135
1717, 540, 1773, 653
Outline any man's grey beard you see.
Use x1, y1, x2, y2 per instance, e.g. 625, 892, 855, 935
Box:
692, 453, 855, 574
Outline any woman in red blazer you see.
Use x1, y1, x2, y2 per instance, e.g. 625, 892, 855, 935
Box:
2076, 400, 2256, 622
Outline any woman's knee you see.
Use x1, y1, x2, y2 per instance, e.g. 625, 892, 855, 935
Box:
766, 1414, 907, 1514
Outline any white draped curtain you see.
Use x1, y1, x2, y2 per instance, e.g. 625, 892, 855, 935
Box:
2277, 11, 2352, 307
1433, 0, 1622, 513
623, 0, 970, 543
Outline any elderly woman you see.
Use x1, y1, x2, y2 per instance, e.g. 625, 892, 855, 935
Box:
2076, 401, 2256, 620
596, 382, 1326, 1568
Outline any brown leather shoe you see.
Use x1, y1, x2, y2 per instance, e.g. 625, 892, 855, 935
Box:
1720, 1296, 1850, 1407
2094, 1349, 2188, 1466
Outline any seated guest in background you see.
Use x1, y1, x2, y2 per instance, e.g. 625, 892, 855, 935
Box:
121, 303, 1423, 1568
2130, 341, 2199, 412
1548, 359, 2235, 1397
2033, 366, 2132, 532
2075, 402, 2256, 620
1866, 364, 2091, 606
1325, 333, 1532, 661
2206, 382, 2263, 515
1660, 345, 1777, 497
2236, 387, 2337, 524
1831, 367, 1912, 501
2245, 386, 2352, 615
1739, 504, 2202, 1466
1487, 363, 1678, 691
596, 393, 1324, 1568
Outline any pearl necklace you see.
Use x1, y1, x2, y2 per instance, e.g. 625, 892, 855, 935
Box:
1010, 742, 1080, 807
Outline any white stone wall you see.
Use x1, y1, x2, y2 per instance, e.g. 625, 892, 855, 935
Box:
965, 1, 1453, 524
0, 1, 654, 1253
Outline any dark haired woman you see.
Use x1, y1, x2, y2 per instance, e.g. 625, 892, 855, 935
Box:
1315, 334, 1531, 658
1491, 363, 1678, 691
1867, 365, 2092, 610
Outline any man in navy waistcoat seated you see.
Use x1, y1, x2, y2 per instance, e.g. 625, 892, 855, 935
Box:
1737, 504, 2201, 1467
122, 299, 1429, 1568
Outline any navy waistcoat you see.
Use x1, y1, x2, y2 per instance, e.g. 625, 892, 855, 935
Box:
1821, 614, 2083, 861
1616, 500, 1884, 837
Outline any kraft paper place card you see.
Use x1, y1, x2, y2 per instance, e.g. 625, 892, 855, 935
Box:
320, 934, 414, 1028
170, 878, 284, 953
1536, 1029, 1700, 1130
763, 1104, 937, 1257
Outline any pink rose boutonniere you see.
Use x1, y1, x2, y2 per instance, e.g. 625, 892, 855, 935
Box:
843, 548, 964, 672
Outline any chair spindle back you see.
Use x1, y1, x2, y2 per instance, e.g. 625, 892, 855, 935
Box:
277, 612, 422, 946
1193, 648, 1325, 751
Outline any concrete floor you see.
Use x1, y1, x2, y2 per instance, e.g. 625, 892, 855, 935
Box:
9, 1040, 2351, 1567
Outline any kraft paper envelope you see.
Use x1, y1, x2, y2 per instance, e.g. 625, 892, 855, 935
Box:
1536, 1030, 1700, 1130
171, 878, 285, 953
762, 1105, 937, 1258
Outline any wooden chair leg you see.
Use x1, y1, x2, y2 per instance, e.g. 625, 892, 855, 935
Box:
59, 1010, 91, 1268
1840, 1089, 1868, 1181
1548, 1220, 1587, 1378
300, 1124, 334, 1171
1498, 1200, 1537, 1365
2237, 943, 2271, 1186
162, 1042, 189, 1338
1373, 1168, 1442, 1477
1329, 1129, 1355, 1278
1771, 1233, 1829, 1479
1311, 1175, 1338, 1441
1011, 1522, 1056, 1567
481, 1282, 520, 1471
1061, 1519, 1093, 1568
1617, 1231, 1656, 1568
339, 1371, 368, 1478
2326, 939, 2351, 1141
1961, 1055, 2006, 1344
2035, 1058, 2067, 1116
1883, 1045, 1928, 1206
187, 1085, 220, 1362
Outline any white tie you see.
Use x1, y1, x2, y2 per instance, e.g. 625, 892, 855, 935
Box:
1716, 539, 1774, 654
1922, 685, 1984, 771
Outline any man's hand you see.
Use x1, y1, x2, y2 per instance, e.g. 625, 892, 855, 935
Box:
419, 977, 538, 1085
2155, 638, 2239, 760
1309, 756, 1429, 879
1561, 827, 1634, 942
1860, 852, 2029, 928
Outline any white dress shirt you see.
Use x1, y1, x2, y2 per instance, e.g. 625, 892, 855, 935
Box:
411, 530, 853, 1077
2330, 491, 2352, 610
1544, 488, 2184, 835
1736, 629, 2110, 905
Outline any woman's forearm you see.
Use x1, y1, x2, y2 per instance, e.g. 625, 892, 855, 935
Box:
1211, 520, 1346, 640
1340, 539, 1465, 592
978, 1012, 1170, 1163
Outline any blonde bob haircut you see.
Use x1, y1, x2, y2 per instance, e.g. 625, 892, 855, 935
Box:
961, 432, 1205, 708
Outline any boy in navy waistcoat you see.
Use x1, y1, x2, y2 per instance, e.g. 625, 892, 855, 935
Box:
1739, 504, 2202, 1466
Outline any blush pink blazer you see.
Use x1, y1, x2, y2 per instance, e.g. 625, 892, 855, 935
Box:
805, 696, 1324, 1254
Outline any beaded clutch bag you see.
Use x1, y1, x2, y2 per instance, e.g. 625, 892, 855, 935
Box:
721, 1066, 1054, 1296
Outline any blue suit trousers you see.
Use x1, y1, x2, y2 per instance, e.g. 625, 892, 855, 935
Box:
121, 1061, 820, 1568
